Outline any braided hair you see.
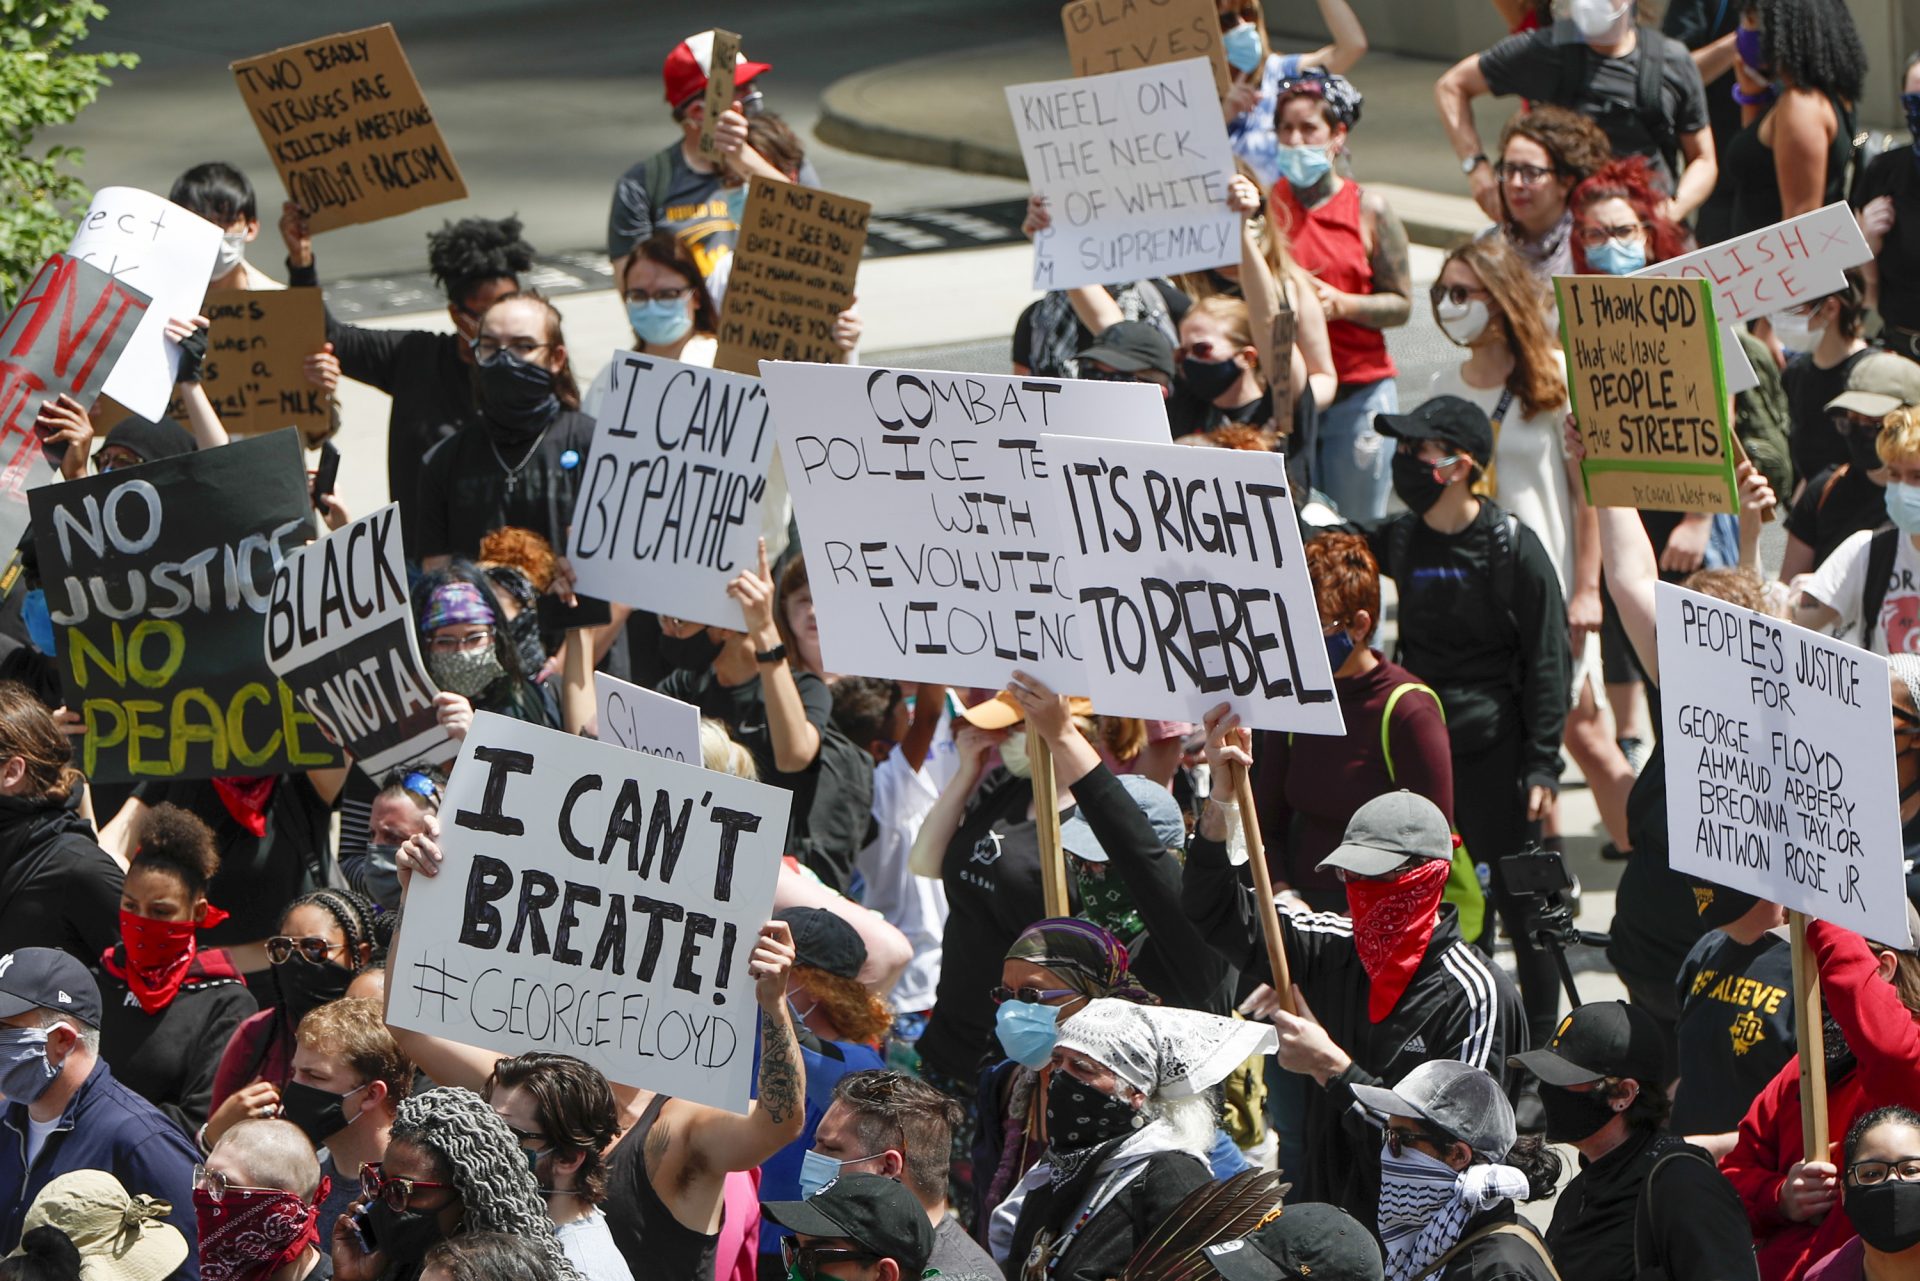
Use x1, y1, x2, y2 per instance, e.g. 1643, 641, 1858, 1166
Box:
389, 1088, 581, 1281
249, 888, 382, 1080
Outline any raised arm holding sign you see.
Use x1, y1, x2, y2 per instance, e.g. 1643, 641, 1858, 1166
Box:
1060, 0, 1230, 99
697, 29, 742, 164
712, 178, 869, 375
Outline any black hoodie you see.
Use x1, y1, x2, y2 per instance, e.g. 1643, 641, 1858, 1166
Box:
0, 791, 122, 965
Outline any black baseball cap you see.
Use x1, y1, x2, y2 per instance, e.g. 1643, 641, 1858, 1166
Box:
1374, 395, 1493, 468
0, 947, 103, 1027
763, 1174, 935, 1274
1203, 1203, 1383, 1281
776, 908, 867, 981
1508, 999, 1664, 1088
1080, 321, 1176, 380
1687, 878, 1764, 930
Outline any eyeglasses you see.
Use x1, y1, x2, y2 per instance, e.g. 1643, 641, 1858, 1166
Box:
1383, 1124, 1455, 1158
468, 337, 549, 364
194, 1164, 285, 1202
1428, 284, 1489, 308
359, 1163, 456, 1212
267, 936, 344, 966
1495, 160, 1560, 187
781, 1239, 879, 1281
426, 629, 494, 655
1849, 1157, 1920, 1185
624, 286, 690, 305
990, 985, 1078, 1006
1575, 223, 1648, 249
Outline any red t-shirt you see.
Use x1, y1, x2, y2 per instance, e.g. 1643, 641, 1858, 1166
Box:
1271, 179, 1396, 387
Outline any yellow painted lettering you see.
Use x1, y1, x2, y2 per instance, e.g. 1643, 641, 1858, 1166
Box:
228, 684, 281, 767
123, 700, 168, 775
167, 689, 229, 774
68, 624, 125, 690
126, 620, 185, 688
82, 700, 128, 775
279, 681, 337, 767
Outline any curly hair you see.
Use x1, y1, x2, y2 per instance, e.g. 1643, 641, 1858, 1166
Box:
1502, 1133, 1564, 1201
793, 964, 893, 1046
1567, 157, 1690, 271
0, 682, 82, 802
1440, 236, 1567, 418
130, 802, 220, 897
389, 1088, 580, 1281
485, 1053, 622, 1207
422, 1233, 557, 1281
478, 527, 557, 592
1755, 0, 1864, 101
1497, 105, 1612, 188
1681, 567, 1773, 614
427, 216, 536, 306
1304, 531, 1380, 636
830, 676, 901, 752
1200, 423, 1281, 452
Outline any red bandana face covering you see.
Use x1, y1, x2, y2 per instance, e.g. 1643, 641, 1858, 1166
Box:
104, 904, 230, 1015
1345, 856, 1452, 1022
194, 1179, 327, 1281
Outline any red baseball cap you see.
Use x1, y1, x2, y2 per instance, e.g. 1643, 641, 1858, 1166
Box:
663, 30, 772, 108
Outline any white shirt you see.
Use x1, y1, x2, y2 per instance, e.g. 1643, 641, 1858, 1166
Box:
859, 742, 949, 1011
1805, 527, 1920, 656
555, 1209, 635, 1281
25, 1113, 59, 1168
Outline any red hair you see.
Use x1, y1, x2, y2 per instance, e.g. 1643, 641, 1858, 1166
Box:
1566, 157, 1689, 273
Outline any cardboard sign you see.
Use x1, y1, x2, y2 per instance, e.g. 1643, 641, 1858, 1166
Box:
231, 23, 468, 233
265, 504, 456, 778
1006, 59, 1238, 291
1061, 0, 1231, 100
594, 672, 702, 763
29, 429, 343, 781
568, 352, 772, 629
1038, 434, 1343, 734
67, 189, 222, 421
1634, 202, 1873, 394
386, 712, 791, 1111
1555, 274, 1737, 513
713, 178, 870, 376
759, 361, 1170, 691
1658, 581, 1912, 947
697, 29, 742, 163
191, 289, 329, 438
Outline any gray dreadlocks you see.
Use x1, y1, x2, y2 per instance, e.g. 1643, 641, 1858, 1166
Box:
388, 1087, 581, 1281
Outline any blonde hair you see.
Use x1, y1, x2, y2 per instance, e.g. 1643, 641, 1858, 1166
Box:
699, 718, 757, 780
1878, 406, 1920, 467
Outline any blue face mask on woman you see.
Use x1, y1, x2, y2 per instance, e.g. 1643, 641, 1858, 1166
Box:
1223, 23, 1263, 74
1586, 237, 1647, 276
994, 999, 1060, 1068
1275, 144, 1332, 191
629, 299, 694, 347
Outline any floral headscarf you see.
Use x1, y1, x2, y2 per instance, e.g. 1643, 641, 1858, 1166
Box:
1003, 918, 1156, 1006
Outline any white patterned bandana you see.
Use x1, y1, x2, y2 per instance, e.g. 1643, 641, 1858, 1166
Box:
1378, 1146, 1530, 1281
1054, 999, 1277, 1099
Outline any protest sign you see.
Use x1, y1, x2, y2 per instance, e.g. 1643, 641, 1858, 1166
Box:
1036, 434, 1343, 734
1658, 581, 1911, 946
595, 672, 702, 764
1061, 0, 1231, 99
386, 712, 790, 1111
1555, 274, 1737, 513
569, 352, 772, 628
29, 429, 342, 782
696, 29, 742, 163
712, 178, 870, 376
231, 23, 468, 233
759, 361, 1169, 691
1634, 202, 1872, 394
1007, 59, 1238, 291
190, 289, 330, 439
67, 189, 221, 421
265, 504, 455, 778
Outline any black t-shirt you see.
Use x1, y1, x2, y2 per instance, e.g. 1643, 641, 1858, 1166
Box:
1671, 930, 1796, 1135
1478, 27, 1708, 190
414, 408, 596, 561
1607, 740, 1709, 1016
1855, 151, 1920, 332
1545, 1129, 1755, 1281
1783, 349, 1870, 484
1785, 464, 1888, 570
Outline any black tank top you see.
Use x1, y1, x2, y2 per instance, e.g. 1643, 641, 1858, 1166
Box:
603, 1094, 721, 1281
1722, 90, 1852, 239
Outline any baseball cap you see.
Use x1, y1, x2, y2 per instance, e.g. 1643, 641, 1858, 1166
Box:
957, 691, 1095, 730
1202, 1203, 1383, 1281
1350, 1059, 1516, 1162
1316, 791, 1454, 877
1686, 878, 1764, 930
762, 1174, 935, 1274
776, 907, 867, 980
1825, 350, 1920, 420
1508, 999, 1664, 1087
12, 1170, 187, 1281
1080, 321, 1176, 380
0, 947, 103, 1026
1374, 395, 1494, 468
1060, 774, 1185, 863
663, 31, 772, 109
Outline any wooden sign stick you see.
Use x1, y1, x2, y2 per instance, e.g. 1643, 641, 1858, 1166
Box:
1231, 761, 1296, 1015
1789, 910, 1830, 1164
698, 30, 742, 164
1032, 727, 1071, 918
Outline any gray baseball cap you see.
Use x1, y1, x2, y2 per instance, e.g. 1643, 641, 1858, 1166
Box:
1825, 350, 1920, 420
1060, 774, 1185, 863
1316, 791, 1453, 877
1351, 1059, 1516, 1162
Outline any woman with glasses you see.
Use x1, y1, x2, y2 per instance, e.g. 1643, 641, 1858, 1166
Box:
413, 569, 557, 730
1805, 1106, 1920, 1280
1481, 105, 1612, 284
332, 1087, 579, 1281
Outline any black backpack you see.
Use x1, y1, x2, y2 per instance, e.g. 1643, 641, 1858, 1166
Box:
1857, 525, 1902, 648
1553, 25, 1680, 180
1385, 508, 1522, 634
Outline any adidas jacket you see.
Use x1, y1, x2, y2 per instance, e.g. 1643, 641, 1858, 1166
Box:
1184, 832, 1527, 1224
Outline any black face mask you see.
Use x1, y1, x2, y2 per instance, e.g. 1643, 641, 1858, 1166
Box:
1847, 1179, 1920, 1254
1846, 426, 1885, 473
658, 626, 722, 673
271, 957, 355, 1026
473, 352, 560, 442
1390, 452, 1451, 515
277, 1078, 359, 1147
1179, 355, 1243, 404
1045, 1072, 1143, 1153
1536, 1082, 1620, 1144
365, 1200, 451, 1267
506, 609, 547, 677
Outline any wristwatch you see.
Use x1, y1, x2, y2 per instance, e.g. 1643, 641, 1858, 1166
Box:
754, 643, 788, 665
1462, 152, 1490, 175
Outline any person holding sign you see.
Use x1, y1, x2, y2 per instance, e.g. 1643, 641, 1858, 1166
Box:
414, 571, 556, 729
1795, 404, 1920, 654
1221, 0, 1370, 191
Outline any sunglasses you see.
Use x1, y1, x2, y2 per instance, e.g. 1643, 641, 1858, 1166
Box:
359, 1163, 456, 1212
1383, 1124, 1455, 1158
781, 1239, 878, 1281
267, 936, 343, 966
990, 985, 1078, 1006
1428, 284, 1489, 308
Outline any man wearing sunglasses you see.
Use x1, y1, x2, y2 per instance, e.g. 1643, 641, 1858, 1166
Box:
763, 1173, 934, 1281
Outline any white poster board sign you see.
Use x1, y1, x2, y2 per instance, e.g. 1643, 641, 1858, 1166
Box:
569, 352, 774, 629
1657, 581, 1911, 946
760, 361, 1170, 691
67, 188, 222, 420
387, 713, 791, 1112
595, 671, 702, 764
1006, 58, 1237, 291
1633, 202, 1871, 394
1037, 435, 1343, 734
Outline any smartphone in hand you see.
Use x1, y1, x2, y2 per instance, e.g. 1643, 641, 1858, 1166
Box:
311, 441, 341, 513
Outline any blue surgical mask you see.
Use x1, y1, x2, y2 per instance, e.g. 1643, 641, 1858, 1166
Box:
1585, 237, 1647, 276
994, 999, 1060, 1068
628, 299, 694, 347
1223, 22, 1263, 74
798, 1149, 882, 1200
0, 1025, 58, 1104
1275, 144, 1332, 191
1324, 628, 1355, 673
20, 589, 55, 657
1886, 482, 1920, 535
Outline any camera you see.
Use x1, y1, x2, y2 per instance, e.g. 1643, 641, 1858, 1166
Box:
1499, 844, 1611, 1007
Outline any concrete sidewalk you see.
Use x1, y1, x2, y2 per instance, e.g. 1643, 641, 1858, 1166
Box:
818, 39, 1495, 248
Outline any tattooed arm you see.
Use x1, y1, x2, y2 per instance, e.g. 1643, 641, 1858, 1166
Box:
679, 920, 808, 1176
1315, 191, 1412, 331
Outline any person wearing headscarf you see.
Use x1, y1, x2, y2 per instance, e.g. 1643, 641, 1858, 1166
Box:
990, 1000, 1276, 1281
330, 1087, 580, 1281
415, 566, 557, 730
